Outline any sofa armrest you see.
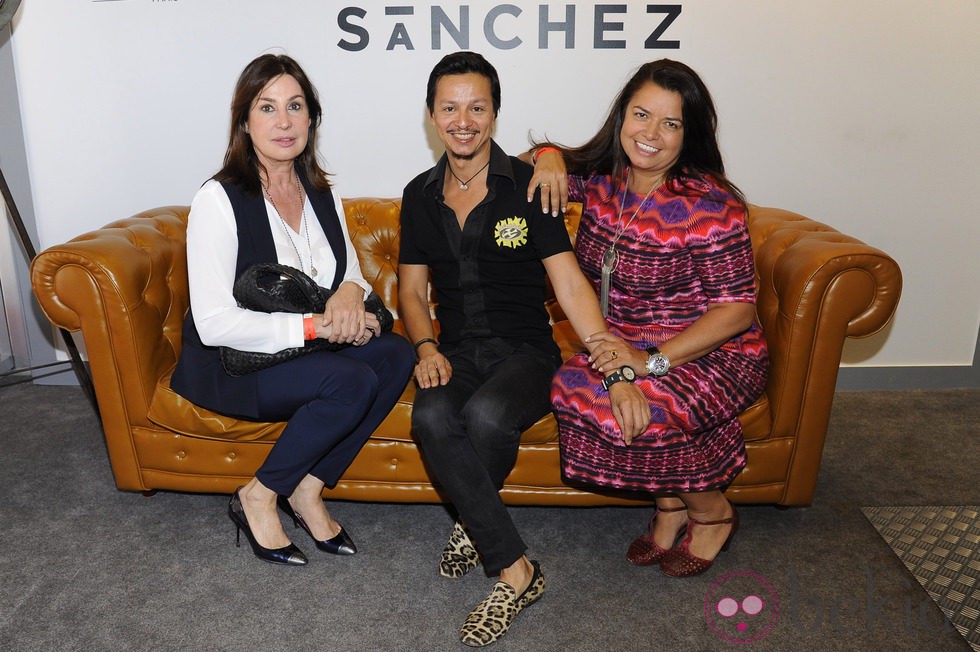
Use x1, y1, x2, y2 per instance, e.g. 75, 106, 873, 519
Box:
747, 205, 902, 504
30, 206, 191, 490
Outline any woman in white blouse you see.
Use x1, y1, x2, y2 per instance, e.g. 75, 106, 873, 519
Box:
170, 54, 414, 566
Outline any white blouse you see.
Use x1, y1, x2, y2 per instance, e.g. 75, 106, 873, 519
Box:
186, 179, 371, 354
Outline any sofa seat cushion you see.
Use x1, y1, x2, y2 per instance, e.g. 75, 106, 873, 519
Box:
738, 394, 772, 442
147, 373, 286, 442
148, 372, 417, 444
354, 381, 560, 445
148, 370, 561, 446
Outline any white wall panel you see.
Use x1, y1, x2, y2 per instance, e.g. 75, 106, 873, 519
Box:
8, 0, 979, 369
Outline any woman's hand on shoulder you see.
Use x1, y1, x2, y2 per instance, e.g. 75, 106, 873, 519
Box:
527, 148, 568, 217
320, 282, 366, 344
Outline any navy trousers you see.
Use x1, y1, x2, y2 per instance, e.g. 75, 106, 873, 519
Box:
411, 339, 559, 574
251, 332, 414, 495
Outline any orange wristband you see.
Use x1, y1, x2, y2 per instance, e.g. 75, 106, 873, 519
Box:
303, 314, 316, 341
531, 146, 559, 164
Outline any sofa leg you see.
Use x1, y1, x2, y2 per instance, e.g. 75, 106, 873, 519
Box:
141, 490, 157, 497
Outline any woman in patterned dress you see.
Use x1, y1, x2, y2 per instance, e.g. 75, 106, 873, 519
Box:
529, 59, 768, 577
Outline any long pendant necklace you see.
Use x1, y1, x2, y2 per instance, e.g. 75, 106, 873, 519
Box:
447, 159, 490, 190
263, 175, 318, 277
600, 168, 661, 316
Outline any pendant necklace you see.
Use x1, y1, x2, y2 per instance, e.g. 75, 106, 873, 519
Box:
600, 168, 662, 316
447, 159, 490, 190
263, 175, 318, 278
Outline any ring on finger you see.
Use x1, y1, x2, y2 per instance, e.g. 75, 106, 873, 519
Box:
611, 350, 618, 358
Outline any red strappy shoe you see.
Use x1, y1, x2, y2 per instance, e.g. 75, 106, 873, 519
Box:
660, 505, 739, 577
626, 505, 688, 566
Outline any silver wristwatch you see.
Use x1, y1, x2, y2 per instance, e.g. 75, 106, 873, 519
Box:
645, 346, 671, 377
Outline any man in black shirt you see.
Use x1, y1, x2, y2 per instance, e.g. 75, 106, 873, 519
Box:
398, 51, 609, 648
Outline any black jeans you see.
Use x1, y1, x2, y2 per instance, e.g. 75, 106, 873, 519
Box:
412, 338, 559, 574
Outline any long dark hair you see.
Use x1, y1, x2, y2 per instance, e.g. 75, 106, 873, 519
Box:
214, 54, 330, 194
540, 59, 744, 204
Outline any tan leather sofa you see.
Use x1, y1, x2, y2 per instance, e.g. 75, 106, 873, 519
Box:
30, 199, 901, 506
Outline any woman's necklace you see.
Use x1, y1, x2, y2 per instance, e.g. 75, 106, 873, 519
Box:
447, 159, 490, 190
599, 168, 662, 316
263, 175, 317, 277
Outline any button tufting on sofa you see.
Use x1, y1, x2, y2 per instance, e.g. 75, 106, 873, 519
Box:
30, 199, 901, 506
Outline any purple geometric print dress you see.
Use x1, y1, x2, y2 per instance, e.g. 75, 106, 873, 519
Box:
551, 171, 768, 493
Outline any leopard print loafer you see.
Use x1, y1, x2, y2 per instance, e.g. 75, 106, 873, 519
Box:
439, 521, 480, 579
459, 560, 545, 647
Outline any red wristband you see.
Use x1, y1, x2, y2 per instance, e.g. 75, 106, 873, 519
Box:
303, 314, 316, 341
532, 146, 559, 164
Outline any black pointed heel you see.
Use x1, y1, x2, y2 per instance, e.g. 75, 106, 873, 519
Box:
228, 489, 307, 566
277, 495, 357, 555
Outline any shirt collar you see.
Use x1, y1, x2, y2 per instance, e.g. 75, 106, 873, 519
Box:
423, 140, 516, 193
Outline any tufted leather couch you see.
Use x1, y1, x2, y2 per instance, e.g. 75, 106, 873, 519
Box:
30, 199, 901, 506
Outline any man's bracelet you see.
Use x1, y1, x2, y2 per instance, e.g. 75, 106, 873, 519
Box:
414, 337, 438, 351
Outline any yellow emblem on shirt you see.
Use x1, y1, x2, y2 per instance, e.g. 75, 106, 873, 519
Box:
494, 217, 528, 249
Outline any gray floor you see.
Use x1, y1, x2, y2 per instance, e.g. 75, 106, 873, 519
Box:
0, 383, 977, 651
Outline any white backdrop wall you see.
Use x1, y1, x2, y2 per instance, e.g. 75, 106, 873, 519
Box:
8, 1, 980, 371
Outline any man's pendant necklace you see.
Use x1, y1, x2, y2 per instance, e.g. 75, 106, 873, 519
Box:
448, 160, 490, 190
600, 168, 661, 316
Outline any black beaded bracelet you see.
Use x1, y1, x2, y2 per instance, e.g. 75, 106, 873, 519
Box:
414, 337, 438, 351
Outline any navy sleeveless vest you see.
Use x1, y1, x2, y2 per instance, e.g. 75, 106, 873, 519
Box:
170, 172, 347, 419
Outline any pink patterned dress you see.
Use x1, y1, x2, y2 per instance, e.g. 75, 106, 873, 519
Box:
551, 171, 768, 493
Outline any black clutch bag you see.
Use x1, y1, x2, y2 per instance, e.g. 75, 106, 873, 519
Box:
219, 263, 393, 377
